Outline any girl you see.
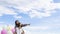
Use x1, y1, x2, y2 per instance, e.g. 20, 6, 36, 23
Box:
15, 20, 30, 34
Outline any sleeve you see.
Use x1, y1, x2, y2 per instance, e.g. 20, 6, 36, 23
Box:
21, 24, 30, 27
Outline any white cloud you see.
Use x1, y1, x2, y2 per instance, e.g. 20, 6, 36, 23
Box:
29, 10, 52, 18
22, 26, 50, 34
0, 0, 60, 18
54, 3, 60, 8
23, 25, 60, 34
0, 5, 21, 18
24, 26, 49, 30
14, 15, 22, 19
0, 5, 17, 16
24, 30, 31, 34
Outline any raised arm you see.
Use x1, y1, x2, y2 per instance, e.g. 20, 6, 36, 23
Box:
21, 24, 30, 27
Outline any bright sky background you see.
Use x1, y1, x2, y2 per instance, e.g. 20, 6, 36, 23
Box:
0, 0, 60, 34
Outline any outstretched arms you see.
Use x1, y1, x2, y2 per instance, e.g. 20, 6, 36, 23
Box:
21, 24, 30, 27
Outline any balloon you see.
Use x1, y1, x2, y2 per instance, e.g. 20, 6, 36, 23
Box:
7, 26, 11, 31
6, 25, 13, 34
11, 28, 15, 34
1, 26, 7, 34
1, 29, 7, 34
7, 31, 13, 34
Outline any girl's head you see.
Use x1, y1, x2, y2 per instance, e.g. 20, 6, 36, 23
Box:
15, 20, 21, 27
15, 20, 19, 24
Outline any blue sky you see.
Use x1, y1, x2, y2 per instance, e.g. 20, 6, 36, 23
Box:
0, 0, 60, 34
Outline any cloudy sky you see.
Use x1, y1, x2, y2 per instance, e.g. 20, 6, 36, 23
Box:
0, 0, 60, 34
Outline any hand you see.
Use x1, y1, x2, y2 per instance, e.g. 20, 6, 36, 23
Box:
27, 24, 30, 25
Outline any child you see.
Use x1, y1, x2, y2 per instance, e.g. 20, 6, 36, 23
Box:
15, 20, 30, 34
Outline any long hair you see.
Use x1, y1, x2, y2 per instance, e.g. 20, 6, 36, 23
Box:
15, 20, 20, 27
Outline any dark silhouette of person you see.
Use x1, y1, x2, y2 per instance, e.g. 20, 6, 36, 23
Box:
14, 20, 30, 34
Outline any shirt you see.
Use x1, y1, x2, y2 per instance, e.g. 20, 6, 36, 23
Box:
16, 27, 22, 34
